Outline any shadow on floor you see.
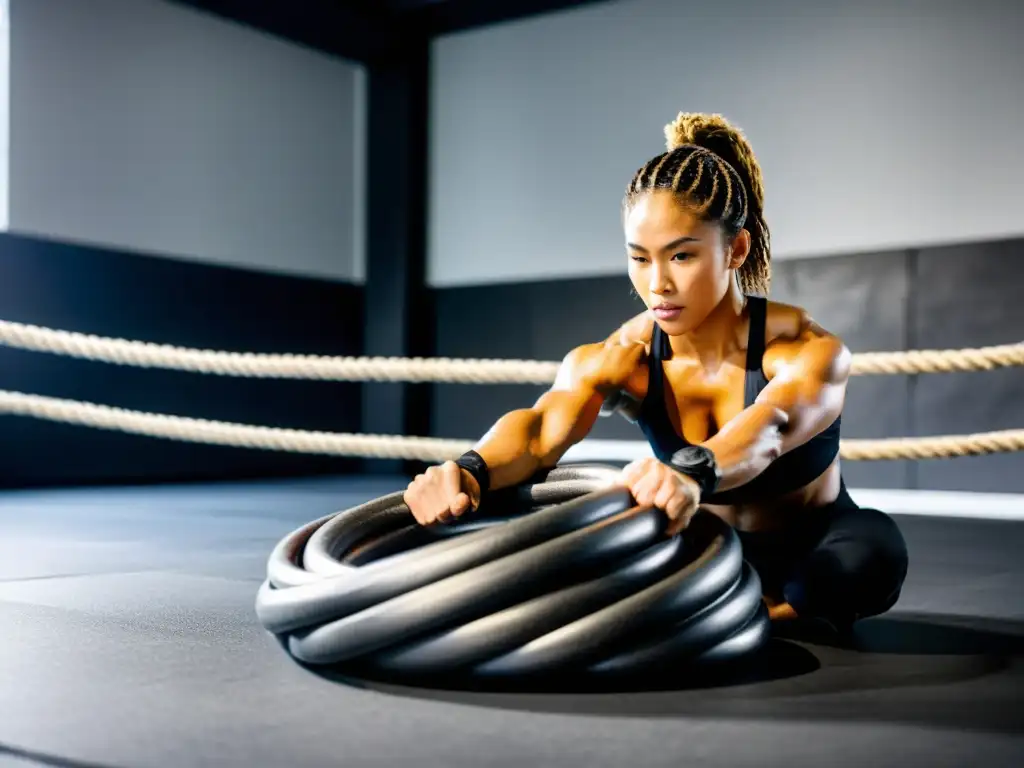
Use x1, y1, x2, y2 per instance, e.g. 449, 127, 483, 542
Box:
0, 741, 124, 768
846, 612, 1024, 655
304, 612, 1024, 735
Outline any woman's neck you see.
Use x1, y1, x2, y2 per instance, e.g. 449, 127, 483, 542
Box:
667, 282, 747, 372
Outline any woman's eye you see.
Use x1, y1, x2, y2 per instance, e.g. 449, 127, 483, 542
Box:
629, 255, 648, 263
672, 252, 693, 261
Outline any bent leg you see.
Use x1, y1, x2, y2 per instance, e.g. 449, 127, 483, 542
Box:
781, 505, 909, 628
765, 598, 799, 621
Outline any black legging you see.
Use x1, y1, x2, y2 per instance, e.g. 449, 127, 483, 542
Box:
735, 483, 909, 629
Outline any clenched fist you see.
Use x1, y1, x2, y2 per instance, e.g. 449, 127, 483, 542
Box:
574, 339, 647, 395
404, 460, 482, 526
613, 311, 655, 349
621, 457, 701, 536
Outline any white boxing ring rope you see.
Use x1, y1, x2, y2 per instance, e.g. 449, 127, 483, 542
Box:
0, 317, 1023, 521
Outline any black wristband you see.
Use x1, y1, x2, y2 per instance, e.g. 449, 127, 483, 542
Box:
667, 445, 721, 499
454, 450, 490, 497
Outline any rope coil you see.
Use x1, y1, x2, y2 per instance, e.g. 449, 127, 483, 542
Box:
255, 464, 771, 686
1, 318, 1022, 383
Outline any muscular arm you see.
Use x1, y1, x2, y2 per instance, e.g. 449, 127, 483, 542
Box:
700, 312, 851, 492
472, 341, 645, 492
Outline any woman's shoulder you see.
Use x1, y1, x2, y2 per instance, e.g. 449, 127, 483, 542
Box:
762, 299, 835, 344
761, 299, 849, 377
552, 313, 652, 396
559, 309, 652, 366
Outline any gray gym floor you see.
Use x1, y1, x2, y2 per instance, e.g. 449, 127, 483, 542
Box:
1, 475, 1022, 768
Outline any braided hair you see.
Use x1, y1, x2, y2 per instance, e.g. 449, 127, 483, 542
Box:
623, 112, 771, 295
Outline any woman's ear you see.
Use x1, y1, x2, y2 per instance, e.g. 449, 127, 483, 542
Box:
728, 228, 751, 270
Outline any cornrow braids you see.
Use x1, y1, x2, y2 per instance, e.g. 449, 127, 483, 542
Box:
624, 113, 771, 296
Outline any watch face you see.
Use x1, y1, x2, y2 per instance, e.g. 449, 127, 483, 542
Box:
673, 446, 708, 466
669, 446, 720, 495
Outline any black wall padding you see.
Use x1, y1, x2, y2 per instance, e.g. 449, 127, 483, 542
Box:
0, 231, 364, 488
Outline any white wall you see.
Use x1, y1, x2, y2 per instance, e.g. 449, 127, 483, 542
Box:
0, 0, 9, 233
7, 0, 365, 283
428, 0, 1024, 288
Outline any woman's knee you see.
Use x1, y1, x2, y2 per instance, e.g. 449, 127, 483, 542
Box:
831, 506, 908, 579
787, 507, 909, 620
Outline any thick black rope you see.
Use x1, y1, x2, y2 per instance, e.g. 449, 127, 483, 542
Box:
255, 464, 770, 685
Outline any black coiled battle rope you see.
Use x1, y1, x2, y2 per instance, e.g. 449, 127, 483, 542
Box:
255, 464, 771, 685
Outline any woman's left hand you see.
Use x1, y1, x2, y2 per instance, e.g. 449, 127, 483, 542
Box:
621, 457, 701, 536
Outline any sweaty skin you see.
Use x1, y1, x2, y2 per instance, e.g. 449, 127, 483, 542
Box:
405, 299, 849, 533
404, 190, 852, 619
598, 300, 850, 533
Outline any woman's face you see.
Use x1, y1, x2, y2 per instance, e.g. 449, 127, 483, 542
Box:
625, 189, 743, 335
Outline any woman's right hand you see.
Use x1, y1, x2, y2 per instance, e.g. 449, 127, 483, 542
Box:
614, 311, 655, 349
403, 460, 482, 526
568, 312, 652, 394
573, 338, 648, 395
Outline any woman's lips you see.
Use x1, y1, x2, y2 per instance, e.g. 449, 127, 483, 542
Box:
652, 304, 682, 321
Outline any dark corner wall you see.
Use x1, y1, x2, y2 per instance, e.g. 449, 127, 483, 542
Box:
432, 238, 1024, 494
0, 234, 364, 488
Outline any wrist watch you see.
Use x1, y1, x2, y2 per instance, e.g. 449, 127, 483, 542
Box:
668, 445, 722, 498
454, 450, 490, 498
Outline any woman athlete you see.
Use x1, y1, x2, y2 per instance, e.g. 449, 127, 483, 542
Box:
404, 112, 909, 633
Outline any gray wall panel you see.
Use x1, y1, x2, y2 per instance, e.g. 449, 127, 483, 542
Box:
528, 277, 647, 441
771, 252, 914, 489
9, 0, 366, 283
431, 244, 1021, 492
432, 284, 545, 441
432, 277, 647, 444
912, 240, 1024, 492
429, 0, 1024, 287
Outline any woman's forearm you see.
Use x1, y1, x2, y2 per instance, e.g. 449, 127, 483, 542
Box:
700, 332, 849, 492
701, 402, 789, 491
474, 388, 604, 491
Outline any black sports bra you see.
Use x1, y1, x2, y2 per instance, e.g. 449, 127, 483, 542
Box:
635, 296, 842, 505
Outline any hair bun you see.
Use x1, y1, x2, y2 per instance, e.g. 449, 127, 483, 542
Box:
664, 112, 743, 153
664, 111, 764, 210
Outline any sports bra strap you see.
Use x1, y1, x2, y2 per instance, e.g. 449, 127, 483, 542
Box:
634, 294, 841, 504
744, 296, 767, 371
743, 296, 768, 407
